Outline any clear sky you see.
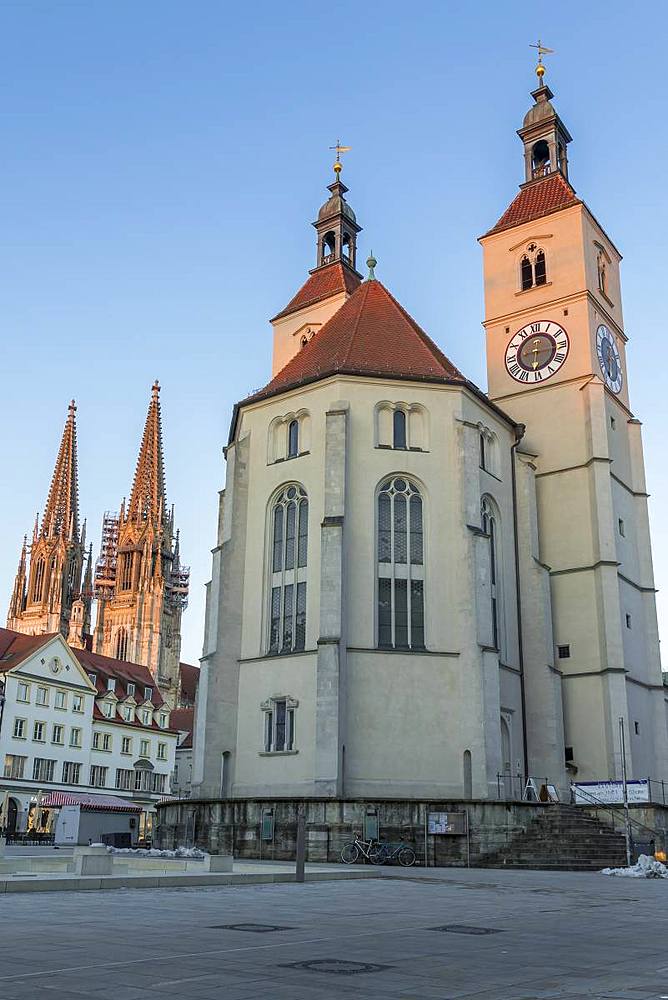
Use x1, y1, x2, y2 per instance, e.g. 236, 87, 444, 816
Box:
2, 1, 668, 667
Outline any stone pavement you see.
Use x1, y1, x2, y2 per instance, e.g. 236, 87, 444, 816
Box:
0, 865, 666, 999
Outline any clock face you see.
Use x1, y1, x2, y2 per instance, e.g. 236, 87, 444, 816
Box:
596, 324, 623, 393
505, 321, 569, 384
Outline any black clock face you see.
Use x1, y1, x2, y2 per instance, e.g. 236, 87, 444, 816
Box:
505, 321, 569, 384
596, 324, 622, 393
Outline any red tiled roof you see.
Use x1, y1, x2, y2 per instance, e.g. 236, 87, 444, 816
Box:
179, 662, 199, 705
271, 261, 362, 322
75, 646, 166, 708
170, 707, 194, 749
244, 278, 465, 406
0, 628, 53, 671
486, 173, 579, 235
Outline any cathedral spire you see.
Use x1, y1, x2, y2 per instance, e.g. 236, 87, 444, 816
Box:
41, 399, 80, 542
126, 380, 167, 523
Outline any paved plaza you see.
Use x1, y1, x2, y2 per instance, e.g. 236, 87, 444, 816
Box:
0, 866, 666, 1000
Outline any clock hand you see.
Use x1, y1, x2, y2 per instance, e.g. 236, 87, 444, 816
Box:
531, 339, 540, 369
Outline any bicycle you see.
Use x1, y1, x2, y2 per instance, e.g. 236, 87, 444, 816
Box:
340, 835, 384, 864
370, 841, 417, 867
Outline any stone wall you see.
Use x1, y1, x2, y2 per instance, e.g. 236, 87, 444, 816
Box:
155, 797, 554, 867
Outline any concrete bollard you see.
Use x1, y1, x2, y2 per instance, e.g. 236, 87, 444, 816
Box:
73, 845, 113, 876
0, 835, 6, 859
206, 854, 233, 872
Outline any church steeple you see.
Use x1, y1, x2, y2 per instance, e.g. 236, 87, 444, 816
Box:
42, 399, 81, 542
7, 400, 86, 638
517, 63, 572, 183
127, 380, 166, 524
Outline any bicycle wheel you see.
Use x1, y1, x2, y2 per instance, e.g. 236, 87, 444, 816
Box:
369, 844, 387, 865
340, 842, 360, 864
397, 847, 416, 867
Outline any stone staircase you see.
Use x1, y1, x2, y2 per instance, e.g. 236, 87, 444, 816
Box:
481, 803, 628, 871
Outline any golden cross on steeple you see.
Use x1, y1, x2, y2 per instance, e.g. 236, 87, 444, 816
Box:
530, 38, 554, 83
329, 139, 351, 176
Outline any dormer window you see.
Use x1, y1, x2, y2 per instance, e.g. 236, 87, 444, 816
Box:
159, 713, 167, 729
103, 701, 114, 718
88, 672, 97, 686
107, 678, 116, 692
127, 682, 135, 697
142, 709, 152, 726
144, 686, 152, 701
520, 245, 547, 291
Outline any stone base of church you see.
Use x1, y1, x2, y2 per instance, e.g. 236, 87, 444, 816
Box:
155, 796, 563, 868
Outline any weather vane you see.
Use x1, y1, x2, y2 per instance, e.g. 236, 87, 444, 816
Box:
330, 139, 351, 176
530, 38, 554, 83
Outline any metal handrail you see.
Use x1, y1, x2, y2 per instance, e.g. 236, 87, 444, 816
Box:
570, 783, 664, 842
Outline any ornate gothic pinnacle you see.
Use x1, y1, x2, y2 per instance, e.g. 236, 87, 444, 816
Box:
41, 400, 81, 542
126, 382, 167, 523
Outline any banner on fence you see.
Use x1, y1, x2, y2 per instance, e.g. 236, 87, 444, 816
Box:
573, 779, 649, 805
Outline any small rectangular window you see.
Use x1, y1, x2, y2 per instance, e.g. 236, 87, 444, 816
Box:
144, 687, 153, 702
126, 682, 135, 697
70, 727, 82, 748
33, 721, 46, 742
565, 746, 574, 763
55, 690, 67, 710
13, 718, 26, 739
16, 683, 30, 703
157, 742, 167, 761
121, 736, 132, 755
72, 694, 84, 713
88, 673, 96, 686
634, 721, 640, 735
33, 757, 55, 782
139, 739, 150, 758
274, 700, 287, 752
107, 678, 116, 692
52, 724, 64, 745
36, 686, 49, 706
4, 754, 26, 779
610, 416, 616, 430
618, 518, 625, 537
557, 644, 571, 659
62, 761, 81, 785
626, 613, 632, 629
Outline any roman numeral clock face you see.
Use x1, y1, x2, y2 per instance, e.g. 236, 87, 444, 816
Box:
505, 321, 570, 384
596, 324, 623, 393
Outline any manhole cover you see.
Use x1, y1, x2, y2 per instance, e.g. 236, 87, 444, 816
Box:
211, 923, 293, 933
429, 924, 503, 935
280, 959, 392, 975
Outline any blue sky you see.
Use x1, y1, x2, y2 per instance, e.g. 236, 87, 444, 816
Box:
2, 1, 668, 666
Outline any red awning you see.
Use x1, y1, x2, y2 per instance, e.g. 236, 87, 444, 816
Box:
39, 791, 142, 813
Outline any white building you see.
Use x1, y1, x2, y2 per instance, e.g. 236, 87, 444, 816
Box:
0, 628, 177, 841
192, 74, 668, 804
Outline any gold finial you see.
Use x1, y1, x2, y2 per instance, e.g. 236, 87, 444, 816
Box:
530, 38, 554, 82
329, 139, 351, 176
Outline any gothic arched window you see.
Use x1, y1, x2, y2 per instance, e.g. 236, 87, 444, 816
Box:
32, 557, 45, 603
115, 628, 128, 661
287, 419, 299, 458
268, 485, 308, 654
481, 497, 501, 651
377, 477, 425, 649
520, 245, 547, 291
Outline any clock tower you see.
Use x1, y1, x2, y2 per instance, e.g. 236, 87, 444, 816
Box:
480, 70, 668, 783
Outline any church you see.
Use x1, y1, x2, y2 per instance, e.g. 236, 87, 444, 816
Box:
191, 64, 668, 807
7, 383, 191, 709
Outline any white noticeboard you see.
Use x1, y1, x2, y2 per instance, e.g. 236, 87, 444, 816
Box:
55, 804, 81, 845
573, 780, 650, 805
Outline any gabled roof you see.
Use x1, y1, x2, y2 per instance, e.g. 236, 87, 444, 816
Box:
0, 629, 53, 672
170, 707, 194, 749
484, 172, 579, 236
76, 646, 166, 708
243, 278, 465, 409
271, 261, 361, 322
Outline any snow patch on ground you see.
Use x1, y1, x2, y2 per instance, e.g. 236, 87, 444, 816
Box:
108, 846, 206, 859
602, 854, 668, 879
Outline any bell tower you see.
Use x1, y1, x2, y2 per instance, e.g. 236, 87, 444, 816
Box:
480, 63, 668, 785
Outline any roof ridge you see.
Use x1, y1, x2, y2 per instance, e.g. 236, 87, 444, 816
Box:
377, 281, 465, 379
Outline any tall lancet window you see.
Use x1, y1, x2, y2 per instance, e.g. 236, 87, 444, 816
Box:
115, 628, 129, 661
377, 477, 425, 649
32, 557, 46, 603
481, 497, 501, 651
268, 485, 308, 654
